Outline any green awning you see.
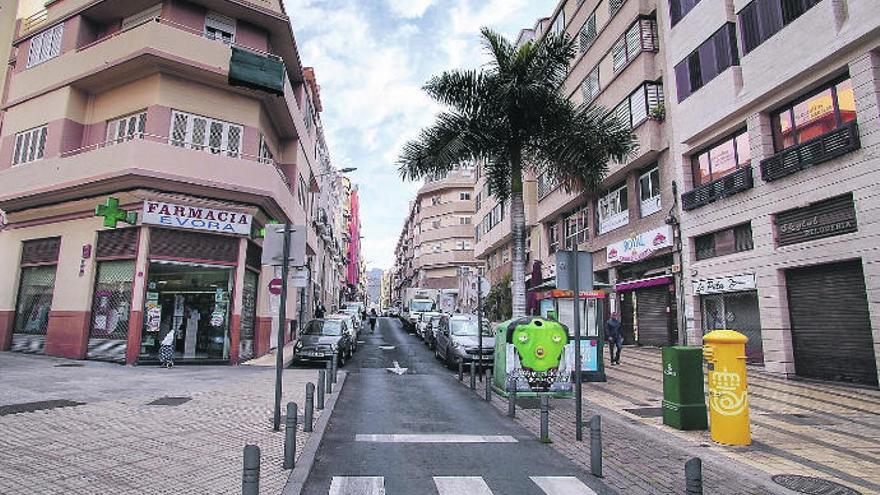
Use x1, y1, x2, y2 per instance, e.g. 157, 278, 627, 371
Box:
229, 47, 285, 96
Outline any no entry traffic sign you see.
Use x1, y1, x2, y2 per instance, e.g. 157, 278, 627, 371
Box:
268, 278, 283, 295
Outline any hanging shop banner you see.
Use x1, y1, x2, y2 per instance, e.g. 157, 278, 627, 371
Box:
693, 274, 757, 295
142, 201, 252, 235
606, 225, 673, 263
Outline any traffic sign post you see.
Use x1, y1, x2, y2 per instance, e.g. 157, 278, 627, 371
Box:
268, 278, 283, 296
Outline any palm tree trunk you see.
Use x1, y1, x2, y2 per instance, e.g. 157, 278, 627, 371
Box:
509, 149, 527, 318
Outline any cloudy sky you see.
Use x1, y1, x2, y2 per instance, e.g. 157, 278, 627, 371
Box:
284, 0, 556, 270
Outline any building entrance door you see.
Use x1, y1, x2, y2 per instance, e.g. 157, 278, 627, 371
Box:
140, 261, 233, 362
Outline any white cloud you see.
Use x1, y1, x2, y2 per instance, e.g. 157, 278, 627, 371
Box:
284, 0, 554, 269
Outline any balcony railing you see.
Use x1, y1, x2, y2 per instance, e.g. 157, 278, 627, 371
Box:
682, 166, 754, 211
760, 122, 860, 182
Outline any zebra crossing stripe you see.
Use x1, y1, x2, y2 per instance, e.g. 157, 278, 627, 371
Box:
328, 476, 385, 495
530, 476, 598, 495
433, 476, 493, 495
354, 434, 517, 443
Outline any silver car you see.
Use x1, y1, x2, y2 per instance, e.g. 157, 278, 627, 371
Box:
434, 314, 494, 369
327, 313, 359, 352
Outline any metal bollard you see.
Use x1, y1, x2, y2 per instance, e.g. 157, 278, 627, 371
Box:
484, 369, 492, 401
242, 444, 260, 495
325, 361, 333, 394
304, 383, 314, 433
539, 395, 550, 442
331, 354, 338, 384
317, 370, 326, 410
507, 377, 517, 418
469, 362, 476, 390
685, 457, 703, 494
283, 402, 297, 469
589, 415, 603, 478
458, 359, 463, 381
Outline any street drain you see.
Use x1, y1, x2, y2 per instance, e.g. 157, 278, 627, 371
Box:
146, 396, 192, 406
0, 399, 85, 416
772, 475, 861, 495
624, 407, 663, 418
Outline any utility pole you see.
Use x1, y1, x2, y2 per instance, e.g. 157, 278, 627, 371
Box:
572, 242, 583, 442
273, 223, 292, 432
477, 272, 484, 379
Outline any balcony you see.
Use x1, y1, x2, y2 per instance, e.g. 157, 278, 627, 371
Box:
760, 122, 860, 182
0, 135, 297, 218
682, 166, 754, 211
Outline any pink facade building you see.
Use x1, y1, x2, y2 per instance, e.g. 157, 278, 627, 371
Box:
346, 186, 361, 296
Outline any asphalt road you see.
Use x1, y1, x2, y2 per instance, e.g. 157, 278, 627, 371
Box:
300, 317, 613, 495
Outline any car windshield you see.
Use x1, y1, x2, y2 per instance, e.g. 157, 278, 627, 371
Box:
450, 319, 492, 336
303, 320, 342, 336
411, 301, 434, 312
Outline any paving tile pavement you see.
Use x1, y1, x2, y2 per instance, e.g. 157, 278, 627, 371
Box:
0, 352, 335, 495
474, 347, 880, 495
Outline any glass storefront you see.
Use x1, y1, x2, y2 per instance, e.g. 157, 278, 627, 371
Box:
140, 261, 233, 362
14, 265, 57, 335
90, 260, 135, 339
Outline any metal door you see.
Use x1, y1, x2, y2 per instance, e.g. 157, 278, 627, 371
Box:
701, 291, 764, 364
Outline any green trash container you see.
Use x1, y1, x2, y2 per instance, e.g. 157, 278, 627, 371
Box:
661, 346, 708, 430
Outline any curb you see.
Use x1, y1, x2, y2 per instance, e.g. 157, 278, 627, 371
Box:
281, 370, 347, 495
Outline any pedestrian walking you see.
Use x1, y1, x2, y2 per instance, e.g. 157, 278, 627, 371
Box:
605, 312, 623, 365
159, 328, 175, 368
314, 303, 325, 319
369, 308, 378, 334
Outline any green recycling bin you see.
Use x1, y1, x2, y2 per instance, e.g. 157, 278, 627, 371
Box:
661, 346, 708, 430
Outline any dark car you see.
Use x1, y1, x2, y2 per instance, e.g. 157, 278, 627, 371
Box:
434, 314, 494, 369
424, 314, 445, 350
293, 319, 352, 366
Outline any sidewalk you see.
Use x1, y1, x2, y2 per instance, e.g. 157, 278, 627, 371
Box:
0, 352, 333, 495
476, 347, 880, 495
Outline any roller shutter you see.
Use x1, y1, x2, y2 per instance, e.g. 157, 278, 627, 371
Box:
785, 260, 877, 386
620, 292, 635, 344
636, 285, 671, 346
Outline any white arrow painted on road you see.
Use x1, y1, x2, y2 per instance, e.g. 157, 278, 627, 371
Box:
386, 361, 408, 375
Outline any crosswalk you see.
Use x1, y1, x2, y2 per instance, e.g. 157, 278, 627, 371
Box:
326, 476, 598, 495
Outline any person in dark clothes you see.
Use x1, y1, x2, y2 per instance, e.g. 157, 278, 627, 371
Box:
369, 308, 378, 333
606, 312, 623, 365
314, 303, 325, 319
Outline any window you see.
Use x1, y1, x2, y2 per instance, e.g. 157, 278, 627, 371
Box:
26, 23, 63, 68
258, 135, 274, 164
739, 0, 822, 54
597, 185, 628, 234
691, 129, 750, 187
170, 111, 243, 158
612, 18, 658, 73
502, 247, 510, 263
432, 219, 441, 229
674, 23, 738, 102
459, 192, 471, 201
304, 94, 315, 132
563, 205, 589, 248
548, 221, 559, 254
551, 11, 565, 36
90, 260, 135, 339
298, 176, 308, 209
14, 238, 60, 335
771, 77, 856, 152
639, 166, 662, 217
122, 4, 162, 31
668, 0, 701, 26
475, 192, 482, 211
694, 223, 753, 260
432, 195, 441, 206
537, 172, 558, 200
13, 125, 48, 165
609, 0, 625, 16
580, 13, 597, 53
459, 216, 471, 225
205, 12, 235, 44
612, 82, 664, 129
582, 67, 600, 102
106, 111, 146, 145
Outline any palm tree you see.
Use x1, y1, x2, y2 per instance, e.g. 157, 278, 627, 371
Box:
398, 28, 636, 318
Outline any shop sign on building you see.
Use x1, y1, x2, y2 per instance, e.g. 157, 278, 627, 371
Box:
142, 201, 252, 235
693, 274, 756, 295
606, 225, 673, 263
775, 194, 857, 246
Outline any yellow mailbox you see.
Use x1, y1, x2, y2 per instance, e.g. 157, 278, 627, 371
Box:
703, 330, 751, 446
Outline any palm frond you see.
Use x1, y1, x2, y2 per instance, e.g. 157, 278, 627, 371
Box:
397, 111, 481, 181
423, 70, 495, 116
480, 27, 514, 74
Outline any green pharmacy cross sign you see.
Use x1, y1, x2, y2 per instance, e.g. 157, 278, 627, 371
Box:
95, 197, 137, 228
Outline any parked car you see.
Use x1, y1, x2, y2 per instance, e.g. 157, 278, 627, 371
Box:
417, 311, 442, 340
435, 314, 494, 369
389, 307, 400, 317
327, 313, 359, 352
340, 308, 362, 333
424, 314, 445, 350
293, 319, 353, 366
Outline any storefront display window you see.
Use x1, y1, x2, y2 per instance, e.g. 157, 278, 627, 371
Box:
90, 260, 135, 339
140, 261, 233, 362
14, 265, 57, 334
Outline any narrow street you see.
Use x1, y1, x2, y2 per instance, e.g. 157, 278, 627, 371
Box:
301, 318, 612, 495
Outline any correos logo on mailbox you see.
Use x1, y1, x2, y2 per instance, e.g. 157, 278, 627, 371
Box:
142, 201, 252, 235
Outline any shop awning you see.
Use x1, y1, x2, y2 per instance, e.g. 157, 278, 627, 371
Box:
615, 275, 672, 292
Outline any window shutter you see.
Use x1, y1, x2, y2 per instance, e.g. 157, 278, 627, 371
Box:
27, 35, 42, 67
646, 83, 663, 111
227, 125, 242, 158
171, 112, 188, 146
26, 131, 37, 162
640, 19, 658, 51
630, 88, 648, 126
136, 112, 147, 137
191, 117, 207, 150
625, 22, 641, 60
612, 37, 627, 72
208, 121, 224, 154
580, 14, 597, 52
13, 134, 23, 165
50, 24, 63, 58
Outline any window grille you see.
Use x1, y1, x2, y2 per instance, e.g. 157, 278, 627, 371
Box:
26, 23, 63, 68
12, 125, 47, 165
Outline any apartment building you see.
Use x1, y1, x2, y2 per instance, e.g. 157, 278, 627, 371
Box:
662, 0, 879, 385
521, 0, 677, 348
0, 0, 352, 366
392, 166, 479, 304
